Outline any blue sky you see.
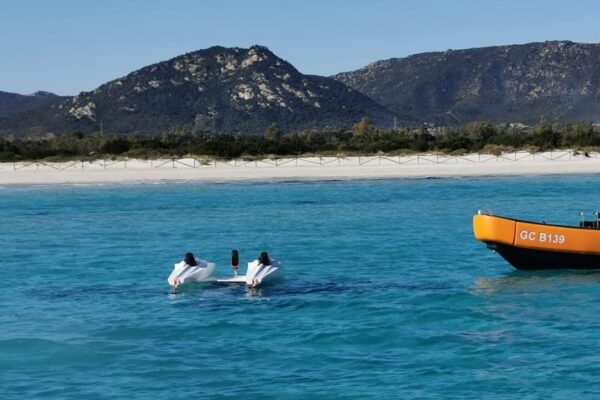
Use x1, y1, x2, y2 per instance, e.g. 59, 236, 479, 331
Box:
2, 0, 600, 95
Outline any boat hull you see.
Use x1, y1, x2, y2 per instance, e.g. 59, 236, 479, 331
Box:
488, 243, 600, 270
473, 214, 600, 270
168, 261, 215, 287
217, 260, 282, 287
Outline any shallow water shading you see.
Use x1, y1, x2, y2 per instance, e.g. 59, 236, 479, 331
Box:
2, 177, 600, 398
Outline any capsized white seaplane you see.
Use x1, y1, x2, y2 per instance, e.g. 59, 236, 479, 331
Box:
167, 250, 283, 288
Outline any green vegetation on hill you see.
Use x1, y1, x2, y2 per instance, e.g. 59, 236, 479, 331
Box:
335, 41, 600, 125
0, 91, 65, 119
1, 120, 599, 162
0, 46, 396, 137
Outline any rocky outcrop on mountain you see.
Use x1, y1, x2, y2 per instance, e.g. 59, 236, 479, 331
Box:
0, 46, 396, 137
334, 41, 600, 124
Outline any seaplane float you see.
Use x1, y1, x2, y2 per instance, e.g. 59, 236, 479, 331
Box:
167, 250, 283, 288
473, 210, 600, 270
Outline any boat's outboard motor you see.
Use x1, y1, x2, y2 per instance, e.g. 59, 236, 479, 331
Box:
258, 251, 271, 266
231, 249, 240, 275
184, 252, 198, 266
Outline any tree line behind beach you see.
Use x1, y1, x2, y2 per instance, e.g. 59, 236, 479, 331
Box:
1, 119, 599, 162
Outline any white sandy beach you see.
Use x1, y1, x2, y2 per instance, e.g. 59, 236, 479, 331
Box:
1, 151, 599, 185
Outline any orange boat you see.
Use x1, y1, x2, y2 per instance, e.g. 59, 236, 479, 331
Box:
473, 212, 600, 270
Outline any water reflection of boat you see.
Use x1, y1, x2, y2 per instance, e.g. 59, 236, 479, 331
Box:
472, 271, 600, 295
473, 211, 600, 270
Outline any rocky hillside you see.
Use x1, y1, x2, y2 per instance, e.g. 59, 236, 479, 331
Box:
334, 41, 600, 125
0, 46, 397, 137
0, 91, 65, 119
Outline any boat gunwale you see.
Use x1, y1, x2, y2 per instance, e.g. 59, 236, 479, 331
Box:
477, 213, 600, 257
477, 213, 600, 232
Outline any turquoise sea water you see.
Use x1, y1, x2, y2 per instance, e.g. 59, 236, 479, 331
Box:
3, 176, 600, 399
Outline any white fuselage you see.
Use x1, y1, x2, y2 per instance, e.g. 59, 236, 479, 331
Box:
217, 259, 282, 287
167, 259, 215, 287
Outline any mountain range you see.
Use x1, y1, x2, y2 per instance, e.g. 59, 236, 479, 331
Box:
0, 46, 395, 138
334, 41, 600, 125
2, 41, 600, 138
0, 91, 65, 120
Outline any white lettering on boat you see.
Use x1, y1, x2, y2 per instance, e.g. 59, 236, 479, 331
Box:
518, 230, 565, 244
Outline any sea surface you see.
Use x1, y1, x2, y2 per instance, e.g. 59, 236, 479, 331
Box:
3, 176, 600, 399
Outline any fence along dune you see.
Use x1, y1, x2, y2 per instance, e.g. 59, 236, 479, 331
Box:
1, 151, 599, 185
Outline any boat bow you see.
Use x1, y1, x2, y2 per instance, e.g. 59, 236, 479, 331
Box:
473, 213, 600, 269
